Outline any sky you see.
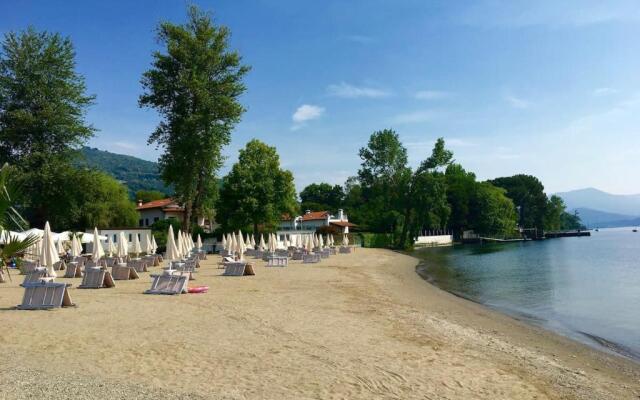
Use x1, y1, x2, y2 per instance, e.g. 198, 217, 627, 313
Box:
2, 0, 640, 194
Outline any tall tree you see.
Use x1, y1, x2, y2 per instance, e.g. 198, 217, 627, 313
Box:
490, 174, 548, 236
140, 5, 249, 232
0, 27, 95, 227
299, 183, 344, 214
217, 139, 297, 233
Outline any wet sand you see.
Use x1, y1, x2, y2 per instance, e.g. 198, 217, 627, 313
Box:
1, 248, 638, 399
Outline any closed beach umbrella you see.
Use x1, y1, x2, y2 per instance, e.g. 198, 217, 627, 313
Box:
251, 234, 256, 248
132, 233, 142, 257
221, 234, 227, 251
143, 232, 153, 254
343, 233, 349, 246
70, 234, 81, 257
259, 234, 265, 251
319, 234, 324, 248
176, 229, 184, 259
196, 234, 202, 250
151, 235, 158, 254
245, 232, 251, 249
107, 235, 116, 257
165, 225, 179, 262
117, 232, 128, 259
56, 236, 65, 255
40, 222, 59, 278
91, 227, 105, 261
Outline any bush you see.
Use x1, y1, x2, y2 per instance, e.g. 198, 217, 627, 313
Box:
360, 232, 393, 248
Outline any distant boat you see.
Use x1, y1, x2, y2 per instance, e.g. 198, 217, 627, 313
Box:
633, 228, 638, 233
595, 228, 599, 232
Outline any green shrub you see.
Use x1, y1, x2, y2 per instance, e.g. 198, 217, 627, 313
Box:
359, 232, 393, 248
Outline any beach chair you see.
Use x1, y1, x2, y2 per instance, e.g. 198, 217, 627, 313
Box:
21, 261, 39, 274
104, 257, 118, 267
320, 248, 331, 259
252, 250, 263, 259
78, 267, 116, 289
223, 262, 255, 276
143, 255, 160, 267
339, 246, 352, 254
111, 264, 140, 280
261, 253, 271, 262
218, 256, 236, 269
63, 261, 83, 278
245, 249, 256, 257
145, 271, 189, 295
275, 249, 288, 257
17, 281, 75, 310
53, 260, 66, 271
292, 251, 303, 260
219, 249, 231, 257
21, 267, 51, 286
329, 248, 337, 255
128, 259, 148, 273
267, 256, 288, 267
303, 254, 321, 264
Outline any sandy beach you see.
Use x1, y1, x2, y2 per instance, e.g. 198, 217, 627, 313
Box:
1, 248, 639, 399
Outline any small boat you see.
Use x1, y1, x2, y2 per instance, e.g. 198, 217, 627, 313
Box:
633, 229, 638, 233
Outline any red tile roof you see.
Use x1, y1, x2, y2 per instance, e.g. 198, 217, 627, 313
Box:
330, 221, 356, 227
137, 198, 176, 210
301, 211, 330, 221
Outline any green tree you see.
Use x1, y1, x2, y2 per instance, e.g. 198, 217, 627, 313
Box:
444, 164, 476, 238
140, 5, 249, 233
0, 27, 95, 227
135, 189, 167, 203
469, 183, 518, 237
217, 139, 297, 234
299, 183, 344, 214
490, 174, 548, 237
544, 195, 565, 231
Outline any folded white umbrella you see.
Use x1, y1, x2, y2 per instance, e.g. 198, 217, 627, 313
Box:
319, 234, 324, 248
251, 234, 256, 248
221, 234, 227, 250
176, 229, 184, 259
40, 222, 59, 278
165, 225, 179, 263
117, 232, 128, 259
107, 235, 116, 257
151, 235, 158, 254
259, 234, 265, 251
92, 227, 105, 261
196, 234, 203, 249
343, 233, 349, 246
56, 236, 65, 255
70, 234, 81, 257
143, 232, 153, 254
132, 233, 142, 257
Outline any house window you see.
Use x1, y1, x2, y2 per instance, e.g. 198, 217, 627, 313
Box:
113, 234, 117, 242
145, 218, 149, 226
129, 234, 132, 242
138, 219, 143, 227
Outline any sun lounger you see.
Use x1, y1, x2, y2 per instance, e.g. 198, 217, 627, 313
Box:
267, 256, 288, 267
292, 251, 303, 260
111, 264, 140, 280
128, 259, 148, 273
320, 249, 331, 259
275, 249, 288, 257
53, 260, 66, 271
21, 267, 51, 286
223, 262, 255, 276
339, 246, 352, 254
144, 271, 189, 295
303, 254, 321, 264
21, 261, 39, 274
63, 261, 83, 278
142, 255, 160, 267
218, 256, 236, 268
78, 267, 116, 289
17, 281, 75, 310
329, 248, 337, 255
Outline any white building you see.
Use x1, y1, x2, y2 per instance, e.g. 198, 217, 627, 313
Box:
85, 227, 152, 253
279, 209, 355, 233
136, 198, 185, 227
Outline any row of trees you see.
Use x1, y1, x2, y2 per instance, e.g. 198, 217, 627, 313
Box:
298, 130, 583, 248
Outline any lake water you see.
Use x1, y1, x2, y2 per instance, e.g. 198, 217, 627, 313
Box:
414, 227, 640, 360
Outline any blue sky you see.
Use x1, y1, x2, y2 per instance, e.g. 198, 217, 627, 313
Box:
2, 0, 640, 194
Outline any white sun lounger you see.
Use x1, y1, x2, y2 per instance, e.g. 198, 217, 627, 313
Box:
63, 262, 83, 278
111, 264, 140, 280
303, 254, 321, 264
78, 267, 115, 289
223, 262, 255, 276
266, 256, 288, 267
339, 246, 352, 254
145, 272, 188, 295
17, 281, 75, 310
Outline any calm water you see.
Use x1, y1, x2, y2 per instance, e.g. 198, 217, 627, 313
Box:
414, 227, 640, 360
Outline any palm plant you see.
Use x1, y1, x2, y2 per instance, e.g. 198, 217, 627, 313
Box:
0, 164, 39, 282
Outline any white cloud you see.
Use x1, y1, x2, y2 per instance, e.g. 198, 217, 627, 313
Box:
504, 94, 531, 109
113, 141, 137, 150
390, 110, 438, 124
291, 104, 325, 131
415, 90, 452, 100
593, 87, 618, 96
327, 82, 391, 99
292, 104, 324, 123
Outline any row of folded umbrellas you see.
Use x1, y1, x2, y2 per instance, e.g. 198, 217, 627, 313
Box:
220, 230, 349, 259
5, 222, 204, 278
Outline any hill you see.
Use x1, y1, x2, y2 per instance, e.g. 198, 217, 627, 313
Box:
76, 147, 171, 198
573, 207, 639, 228
556, 188, 640, 216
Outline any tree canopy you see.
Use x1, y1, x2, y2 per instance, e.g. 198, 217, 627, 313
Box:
299, 183, 344, 214
217, 139, 297, 233
140, 5, 249, 232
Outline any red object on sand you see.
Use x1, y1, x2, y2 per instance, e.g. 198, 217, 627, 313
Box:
188, 286, 209, 294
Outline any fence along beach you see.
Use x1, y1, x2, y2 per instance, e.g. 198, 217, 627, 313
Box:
1, 248, 639, 399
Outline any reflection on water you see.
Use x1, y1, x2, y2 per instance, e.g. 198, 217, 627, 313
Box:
414, 228, 640, 360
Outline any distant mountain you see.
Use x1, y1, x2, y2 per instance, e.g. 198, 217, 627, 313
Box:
556, 188, 640, 216
573, 208, 640, 228
76, 147, 171, 197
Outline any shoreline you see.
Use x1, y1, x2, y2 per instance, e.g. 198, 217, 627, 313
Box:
1, 248, 639, 399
